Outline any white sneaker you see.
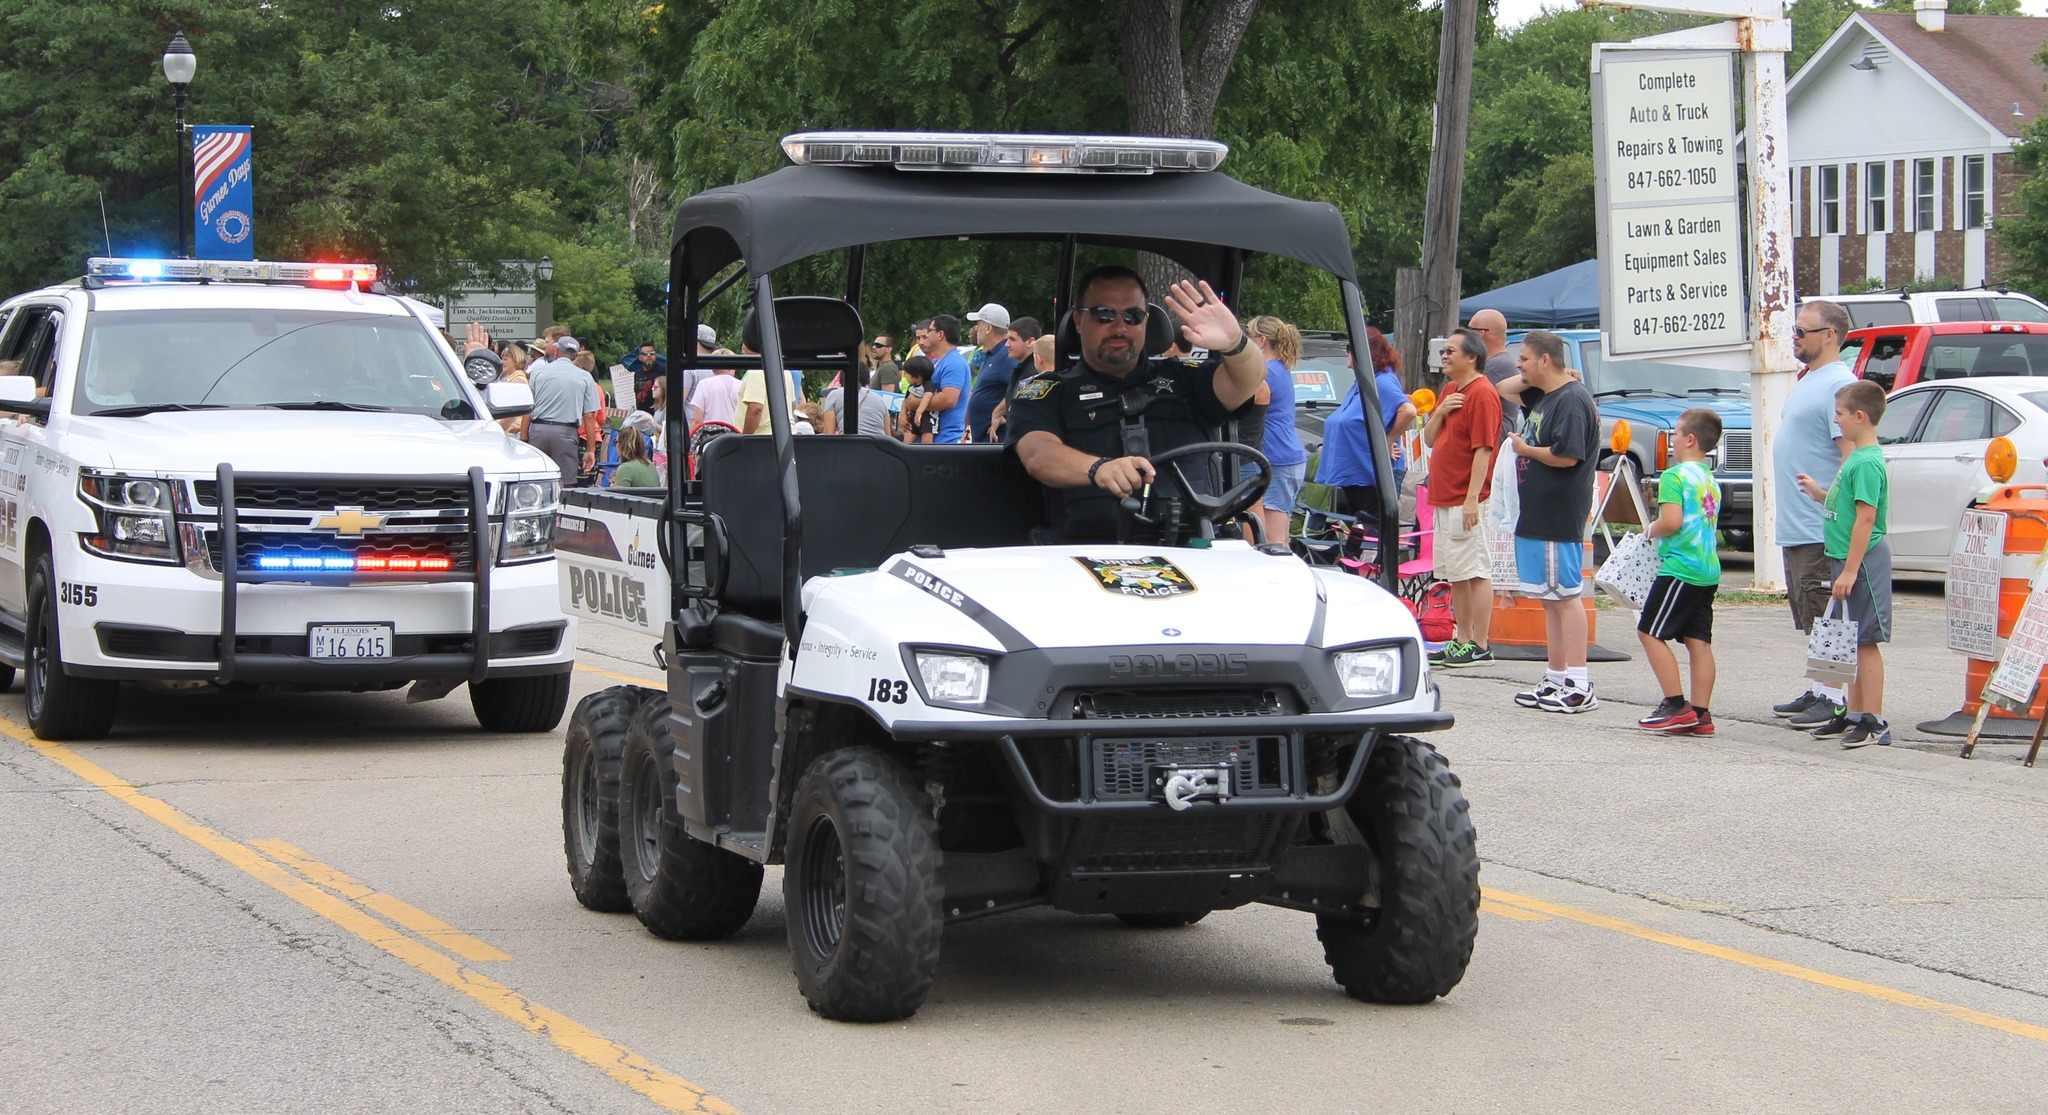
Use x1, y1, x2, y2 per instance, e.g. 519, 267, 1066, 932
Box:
1537, 684, 1599, 714
1515, 679, 1563, 708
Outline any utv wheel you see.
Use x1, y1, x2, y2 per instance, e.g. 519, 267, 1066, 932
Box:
561, 686, 650, 913
618, 696, 762, 939
470, 670, 571, 733
1114, 911, 1209, 929
1317, 734, 1479, 1004
784, 747, 943, 1022
24, 553, 118, 741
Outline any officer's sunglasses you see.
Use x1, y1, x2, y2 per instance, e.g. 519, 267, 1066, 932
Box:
1079, 306, 1148, 325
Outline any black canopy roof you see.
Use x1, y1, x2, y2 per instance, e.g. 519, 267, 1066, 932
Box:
668, 163, 1359, 288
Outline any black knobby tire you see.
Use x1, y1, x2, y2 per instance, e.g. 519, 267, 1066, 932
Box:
24, 553, 118, 741
618, 696, 763, 940
470, 670, 571, 733
1114, 911, 1209, 929
1317, 734, 1480, 1004
783, 747, 944, 1023
561, 686, 648, 913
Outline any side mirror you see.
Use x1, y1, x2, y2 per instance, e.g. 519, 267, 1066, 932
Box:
484, 380, 533, 418
0, 376, 49, 418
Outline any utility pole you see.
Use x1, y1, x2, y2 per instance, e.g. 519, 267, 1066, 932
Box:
1403, 0, 1478, 391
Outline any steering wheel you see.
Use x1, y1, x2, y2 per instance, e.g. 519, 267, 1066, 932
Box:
1121, 441, 1271, 541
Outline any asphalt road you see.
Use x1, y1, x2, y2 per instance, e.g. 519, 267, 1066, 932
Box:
5, 577, 2048, 1114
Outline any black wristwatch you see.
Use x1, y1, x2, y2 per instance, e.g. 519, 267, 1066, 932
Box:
1216, 332, 1250, 359
1087, 456, 1113, 486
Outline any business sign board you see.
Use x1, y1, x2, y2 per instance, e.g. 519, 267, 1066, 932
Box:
1592, 49, 1746, 359
431, 261, 548, 343
192, 125, 255, 261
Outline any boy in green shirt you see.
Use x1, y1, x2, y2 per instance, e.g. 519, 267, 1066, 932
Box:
1795, 380, 1892, 748
1637, 409, 1723, 736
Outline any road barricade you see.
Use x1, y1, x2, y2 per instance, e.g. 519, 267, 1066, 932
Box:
1920, 485, 2048, 760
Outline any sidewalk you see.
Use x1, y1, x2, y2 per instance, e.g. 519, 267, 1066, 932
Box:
1461, 565, 2030, 760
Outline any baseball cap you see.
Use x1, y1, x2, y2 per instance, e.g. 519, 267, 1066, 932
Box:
555, 335, 582, 355
967, 303, 1011, 331
697, 323, 717, 347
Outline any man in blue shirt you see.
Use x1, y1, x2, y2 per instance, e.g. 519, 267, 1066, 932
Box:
965, 302, 1017, 442
922, 313, 970, 444
1316, 346, 1417, 535
1772, 300, 1860, 728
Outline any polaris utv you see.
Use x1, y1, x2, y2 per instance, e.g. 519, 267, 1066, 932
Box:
559, 131, 1478, 1022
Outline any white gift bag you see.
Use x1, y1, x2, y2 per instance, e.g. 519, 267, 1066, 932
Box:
1805, 598, 1861, 685
1486, 439, 1520, 585
1594, 530, 1661, 610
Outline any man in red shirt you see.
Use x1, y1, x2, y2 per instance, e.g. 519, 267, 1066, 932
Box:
1421, 328, 1504, 667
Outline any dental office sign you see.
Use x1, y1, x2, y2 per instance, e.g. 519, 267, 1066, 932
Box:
193, 125, 255, 260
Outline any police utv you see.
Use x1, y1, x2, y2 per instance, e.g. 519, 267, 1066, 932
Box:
560, 132, 1478, 1022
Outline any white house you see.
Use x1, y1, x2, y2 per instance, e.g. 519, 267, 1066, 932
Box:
1787, 1, 2048, 294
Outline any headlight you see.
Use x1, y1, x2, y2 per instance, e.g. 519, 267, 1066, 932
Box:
79, 471, 179, 564
915, 652, 989, 704
1333, 648, 1402, 699
498, 479, 558, 564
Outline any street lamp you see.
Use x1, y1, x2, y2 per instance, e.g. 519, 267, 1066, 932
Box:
536, 255, 554, 283
162, 31, 197, 259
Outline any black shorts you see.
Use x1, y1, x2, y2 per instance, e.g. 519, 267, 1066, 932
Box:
1637, 575, 1716, 643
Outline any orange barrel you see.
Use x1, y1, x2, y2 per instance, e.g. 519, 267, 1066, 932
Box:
1959, 485, 2048, 722
1490, 538, 1600, 650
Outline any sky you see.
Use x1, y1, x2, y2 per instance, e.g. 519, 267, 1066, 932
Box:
1492, 0, 2048, 32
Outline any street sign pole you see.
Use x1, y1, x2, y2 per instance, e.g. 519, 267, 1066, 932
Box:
1586, 0, 1796, 591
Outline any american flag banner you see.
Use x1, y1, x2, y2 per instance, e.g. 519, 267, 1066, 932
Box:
192, 125, 254, 260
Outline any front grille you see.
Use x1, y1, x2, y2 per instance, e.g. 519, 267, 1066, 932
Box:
1073, 687, 1289, 719
206, 530, 476, 574
1718, 430, 1751, 474
194, 481, 470, 513
1094, 736, 1287, 799
1072, 813, 1284, 873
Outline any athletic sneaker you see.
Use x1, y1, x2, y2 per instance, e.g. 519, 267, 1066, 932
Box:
1428, 640, 1466, 667
1639, 700, 1699, 733
1536, 684, 1599, 714
1442, 643, 1494, 669
1788, 700, 1847, 729
1638, 696, 1690, 728
1679, 713, 1716, 737
1809, 711, 1854, 738
1773, 691, 1823, 718
1514, 678, 1564, 708
1839, 718, 1893, 749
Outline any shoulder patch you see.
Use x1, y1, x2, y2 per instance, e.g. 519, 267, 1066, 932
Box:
1013, 377, 1057, 401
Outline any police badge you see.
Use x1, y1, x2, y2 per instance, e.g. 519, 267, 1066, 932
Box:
1074, 555, 1197, 598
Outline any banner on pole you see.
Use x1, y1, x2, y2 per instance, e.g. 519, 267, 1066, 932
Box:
192, 125, 254, 260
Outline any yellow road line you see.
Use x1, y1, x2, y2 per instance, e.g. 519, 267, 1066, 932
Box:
1, 721, 738, 1114
250, 838, 512, 964
575, 662, 663, 687
1483, 886, 2048, 1046
1479, 899, 1549, 922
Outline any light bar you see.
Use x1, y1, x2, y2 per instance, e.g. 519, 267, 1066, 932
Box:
253, 551, 451, 572
86, 257, 379, 284
780, 132, 1228, 174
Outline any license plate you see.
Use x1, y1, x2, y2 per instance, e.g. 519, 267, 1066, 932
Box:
309, 623, 393, 659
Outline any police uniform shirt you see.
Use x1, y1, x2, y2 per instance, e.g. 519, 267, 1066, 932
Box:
1005, 355, 1244, 542
528, 357, 600, 423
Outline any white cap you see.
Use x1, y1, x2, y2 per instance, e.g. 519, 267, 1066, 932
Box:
967, 302, 1011, 330
697, 323, 717, 347
555, 335, 582, 355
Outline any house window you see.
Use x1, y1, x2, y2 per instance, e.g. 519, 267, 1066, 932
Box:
1820, 165, 1841, 235
1915, 158, 1938, 231
1965, 154, 1987, 229
1866, 162, 1888, 233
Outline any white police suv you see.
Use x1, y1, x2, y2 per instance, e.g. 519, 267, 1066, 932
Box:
0, 257, 573, 739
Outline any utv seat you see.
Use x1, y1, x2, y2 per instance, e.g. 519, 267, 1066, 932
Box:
698, 435, 1047, 622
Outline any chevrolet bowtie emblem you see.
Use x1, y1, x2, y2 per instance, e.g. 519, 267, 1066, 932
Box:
314, 506, 384, 536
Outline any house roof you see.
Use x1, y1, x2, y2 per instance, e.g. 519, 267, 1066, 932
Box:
1862, 12, 2048, 139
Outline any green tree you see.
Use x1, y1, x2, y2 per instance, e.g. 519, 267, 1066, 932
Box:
1460, 6, 1695, 293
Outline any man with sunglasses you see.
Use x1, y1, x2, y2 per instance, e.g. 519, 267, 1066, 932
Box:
1770, 299, 1860, 728
1008, 264, 1266, 542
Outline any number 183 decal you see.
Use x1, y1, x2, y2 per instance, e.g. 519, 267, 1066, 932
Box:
866, 678, 909, 704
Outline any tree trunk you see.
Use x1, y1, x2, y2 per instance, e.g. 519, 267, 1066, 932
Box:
1109, 0, 1263, 305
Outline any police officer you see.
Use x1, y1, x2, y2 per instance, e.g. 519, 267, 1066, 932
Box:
1009, 266, 1268, 542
